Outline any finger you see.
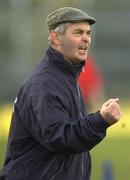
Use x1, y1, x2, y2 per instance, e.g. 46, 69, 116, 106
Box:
114, 98, 119, 103
105, 98, 119, 107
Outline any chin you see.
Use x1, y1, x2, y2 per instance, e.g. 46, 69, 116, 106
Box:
79, 54, 88, 61
82, 57, 86, 61
80, 57, 87, 62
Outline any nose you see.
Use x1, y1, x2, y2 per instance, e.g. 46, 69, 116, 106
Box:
82, 34, 90, 42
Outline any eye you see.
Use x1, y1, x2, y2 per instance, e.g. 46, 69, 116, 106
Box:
87, 30, 91, 35
74, 30, 83, 36
75, 32, 80, 34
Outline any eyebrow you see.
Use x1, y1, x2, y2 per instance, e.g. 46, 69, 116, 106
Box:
74, 29, 91, 33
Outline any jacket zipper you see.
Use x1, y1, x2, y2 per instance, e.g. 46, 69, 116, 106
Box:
50, 162, 64, 180
77, 81, 84, 180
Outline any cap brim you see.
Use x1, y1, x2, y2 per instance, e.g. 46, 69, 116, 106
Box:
57, 17, 96, 26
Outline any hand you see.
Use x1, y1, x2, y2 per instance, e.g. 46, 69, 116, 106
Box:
100, 98, 121, 125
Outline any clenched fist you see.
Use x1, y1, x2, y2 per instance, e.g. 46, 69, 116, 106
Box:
100, 98, 121, 125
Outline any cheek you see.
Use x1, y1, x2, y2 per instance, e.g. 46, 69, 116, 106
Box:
66, 43, 76, 52
63, 37, 78, 50
89, 38, 91, 45
61, 44, 74, 56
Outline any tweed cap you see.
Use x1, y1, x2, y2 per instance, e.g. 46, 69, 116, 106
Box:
46, 7, 96, 32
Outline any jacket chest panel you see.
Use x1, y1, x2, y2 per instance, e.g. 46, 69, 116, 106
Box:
65, 78, 84, 121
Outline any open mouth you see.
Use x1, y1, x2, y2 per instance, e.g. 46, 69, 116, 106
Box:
79, 46, 88, 53
79, 46, 88, 50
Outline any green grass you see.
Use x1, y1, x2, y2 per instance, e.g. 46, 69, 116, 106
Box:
91, 100, 130, 180
91, 136, 130, 180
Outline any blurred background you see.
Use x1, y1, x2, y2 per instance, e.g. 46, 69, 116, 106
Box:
0, 0, 130, 179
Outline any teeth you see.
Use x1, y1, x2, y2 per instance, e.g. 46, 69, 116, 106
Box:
80, 47, 87, 50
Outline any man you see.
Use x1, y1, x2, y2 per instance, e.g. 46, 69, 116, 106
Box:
0, 7, 121, 180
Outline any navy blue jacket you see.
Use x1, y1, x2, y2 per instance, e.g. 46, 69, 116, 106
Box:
0, 47, 109, 180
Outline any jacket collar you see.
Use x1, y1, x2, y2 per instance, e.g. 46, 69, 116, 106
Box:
46, 46, 85, 77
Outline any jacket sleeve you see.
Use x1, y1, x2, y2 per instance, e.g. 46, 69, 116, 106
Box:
21, 85, 110, 155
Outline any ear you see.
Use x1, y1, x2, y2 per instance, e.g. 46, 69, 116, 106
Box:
50, 31, 60, 46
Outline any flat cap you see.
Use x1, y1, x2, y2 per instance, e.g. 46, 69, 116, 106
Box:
46, 7, 96, 32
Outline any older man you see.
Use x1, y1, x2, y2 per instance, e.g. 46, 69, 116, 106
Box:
0, 7, 121, 180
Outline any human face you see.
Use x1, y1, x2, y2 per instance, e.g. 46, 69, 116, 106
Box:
58, 22, 91, 64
